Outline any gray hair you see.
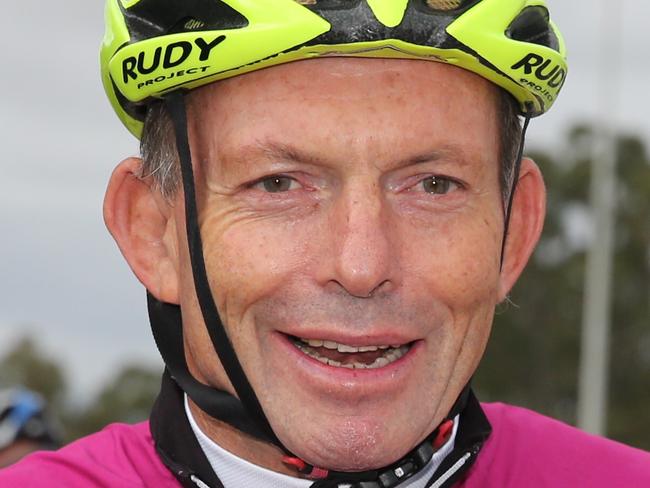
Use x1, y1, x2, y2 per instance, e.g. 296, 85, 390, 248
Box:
139, 101, 180, 200
139, 90, 522, 203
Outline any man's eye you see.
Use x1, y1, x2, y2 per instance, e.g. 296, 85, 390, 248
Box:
420, 176, 458, 195
254, 176, 299, 193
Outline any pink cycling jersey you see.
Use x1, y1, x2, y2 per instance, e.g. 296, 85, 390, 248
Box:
1, 403, 649, 487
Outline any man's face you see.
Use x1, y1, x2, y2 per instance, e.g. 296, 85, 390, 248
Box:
176, 58, 504, 470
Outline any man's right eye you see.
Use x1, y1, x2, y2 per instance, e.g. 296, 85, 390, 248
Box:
252, 176, 301, 193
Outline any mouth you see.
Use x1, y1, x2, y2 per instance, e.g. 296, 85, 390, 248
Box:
289, 336, 412, 369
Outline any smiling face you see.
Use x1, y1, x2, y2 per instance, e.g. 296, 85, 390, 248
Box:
172, 58, 505, 470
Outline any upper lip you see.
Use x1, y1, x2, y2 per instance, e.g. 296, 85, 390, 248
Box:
280, 328, 420, 347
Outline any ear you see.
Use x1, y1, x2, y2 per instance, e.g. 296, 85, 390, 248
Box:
103, 157, 180, 304
498, 157, 546, 300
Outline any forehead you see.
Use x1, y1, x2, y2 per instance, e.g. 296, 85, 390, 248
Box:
187, 57, 500, 162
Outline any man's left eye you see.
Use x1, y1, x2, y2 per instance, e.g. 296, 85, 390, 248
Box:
420, 176, 459, 195
253, 176, 301, 193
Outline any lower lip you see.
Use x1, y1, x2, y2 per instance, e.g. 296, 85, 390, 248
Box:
273, 332, 422, 389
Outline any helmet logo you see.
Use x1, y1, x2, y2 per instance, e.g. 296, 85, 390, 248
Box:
511, 53, 566, 90
122, 35, 226, 84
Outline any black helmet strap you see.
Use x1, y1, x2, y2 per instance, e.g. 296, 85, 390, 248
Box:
164, 91, 281, 447
501, 114, 532, 268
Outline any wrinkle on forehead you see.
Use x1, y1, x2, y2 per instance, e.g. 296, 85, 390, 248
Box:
191, 57, 496, 108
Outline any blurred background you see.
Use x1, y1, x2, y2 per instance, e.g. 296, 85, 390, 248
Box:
1, 1, 648, 449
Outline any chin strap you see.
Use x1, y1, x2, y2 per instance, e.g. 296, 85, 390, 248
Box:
165, 92, 281, 447
307, 422, 453, 488
281, 389, 468, 488
147, 293, 278, 442
294, 418, 459, 488
500, 114, 532, 269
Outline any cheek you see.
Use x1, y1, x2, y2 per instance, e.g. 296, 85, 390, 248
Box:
199, 211, 316, 330
177, 209, 316, 389
398, 209, 502, 411
400, 207, 503, 310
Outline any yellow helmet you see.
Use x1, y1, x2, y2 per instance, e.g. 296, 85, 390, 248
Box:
101, 0, 567, 138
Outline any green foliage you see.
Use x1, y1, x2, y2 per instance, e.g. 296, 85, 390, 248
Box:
0, 338, 161, 444
63, 366, 161, 442
475, 125, 650, 450
0, 336, 67, 410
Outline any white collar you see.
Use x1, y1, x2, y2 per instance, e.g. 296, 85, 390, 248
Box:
185, 395, 458, 488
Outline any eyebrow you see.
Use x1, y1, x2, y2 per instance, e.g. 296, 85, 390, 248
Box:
235, 140, 472, 170
397, 144, 472, 169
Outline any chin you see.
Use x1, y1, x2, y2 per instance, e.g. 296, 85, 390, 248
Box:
282, 416, 418, 472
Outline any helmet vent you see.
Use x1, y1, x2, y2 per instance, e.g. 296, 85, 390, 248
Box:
122, 0, 248, 40
425, 0, 464, 11
507, 6, 560, 51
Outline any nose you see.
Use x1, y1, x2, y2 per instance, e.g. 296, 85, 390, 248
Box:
324, 180, 396, 298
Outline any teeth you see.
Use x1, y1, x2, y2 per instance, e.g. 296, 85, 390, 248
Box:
373, 357, 390, 367
294, 338, 411, 370
301, 339, 399, 352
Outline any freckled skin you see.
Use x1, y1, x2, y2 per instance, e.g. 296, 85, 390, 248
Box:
172, 58, 506, 471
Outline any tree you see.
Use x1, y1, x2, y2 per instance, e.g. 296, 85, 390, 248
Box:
0, 336, 161, 443
0, 336, 67, 410
64, 365, 161, 441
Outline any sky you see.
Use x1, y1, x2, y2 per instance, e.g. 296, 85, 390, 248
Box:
2, 0, 649, 403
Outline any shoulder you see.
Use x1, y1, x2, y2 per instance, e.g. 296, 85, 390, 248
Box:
461, 402, 650, 488
0, 421, 179, 487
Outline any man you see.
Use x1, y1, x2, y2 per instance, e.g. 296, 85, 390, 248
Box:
2, 0, 649, 486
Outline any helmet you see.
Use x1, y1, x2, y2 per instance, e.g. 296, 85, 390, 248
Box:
0, 389, 60, 451
101, 0, 567, 138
